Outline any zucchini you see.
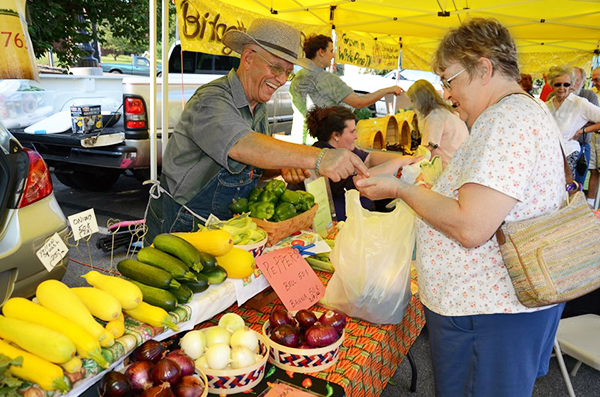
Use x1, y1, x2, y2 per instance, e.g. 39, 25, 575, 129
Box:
137, 247, 197, 282
117, 259, 181, 289
153, 233, 203, 272
202, 265, 228, 285
129, 280, 178, 312
185, 273, 210, 294
169, 284, 193, 304
199, 252, 217, 270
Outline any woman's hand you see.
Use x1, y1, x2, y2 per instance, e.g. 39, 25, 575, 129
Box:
354, 174, 404, 200
281, 168, 311, 184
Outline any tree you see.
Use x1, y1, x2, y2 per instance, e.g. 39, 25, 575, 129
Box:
26, 0, 176, 67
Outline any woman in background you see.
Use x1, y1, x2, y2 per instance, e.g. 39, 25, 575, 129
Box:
406, 79, 469, 168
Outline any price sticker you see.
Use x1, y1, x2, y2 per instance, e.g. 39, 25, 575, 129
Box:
255, 248, 325, 312
67, 208, 99, 241
36, 233, 69, 272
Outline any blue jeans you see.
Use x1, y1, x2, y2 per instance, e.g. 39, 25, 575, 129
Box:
575, 142, 591, 186
144, 166, 262, 245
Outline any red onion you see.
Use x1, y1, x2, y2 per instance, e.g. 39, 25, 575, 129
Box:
99, 371, 132, 397
152, 358, 182, 386
297, 342, 314, 349
269, 308, 294, 329
132, 340, 166, 363
142, 383, 175, 397
173, 376, 205, 397
305, 324, 338, 347
270, 324, 299, 348
319, 310, 347, 334
294, 310, 318, 329
166, 350, 195, 377
125, 361, 154, 391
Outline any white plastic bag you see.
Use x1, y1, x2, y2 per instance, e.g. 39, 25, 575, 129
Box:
322, 190, 416, 324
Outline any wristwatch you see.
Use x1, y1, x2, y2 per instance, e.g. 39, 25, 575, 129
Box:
428, 141, 439, 149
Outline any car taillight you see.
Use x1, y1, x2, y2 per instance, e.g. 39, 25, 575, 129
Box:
18, 148, 53, 208
124, 96, 147, 129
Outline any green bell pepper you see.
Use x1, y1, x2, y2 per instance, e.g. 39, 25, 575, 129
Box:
280, 189, 302, 206
249, 201, 275, 220
297, 191, 315, 212
265, 179, 286, 199
248, 187, 263, 203
228, 197, 249, 214
273, 202, 297, 222
258, 190, 278, 204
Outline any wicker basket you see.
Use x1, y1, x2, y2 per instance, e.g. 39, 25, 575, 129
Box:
251, 204, 318, 247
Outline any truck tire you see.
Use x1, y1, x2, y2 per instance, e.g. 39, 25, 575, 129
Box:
54, 167, 121, 191
110, 70, 123, 74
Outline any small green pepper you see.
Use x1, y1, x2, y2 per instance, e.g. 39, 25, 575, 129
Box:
249, 201, 275, 220
298, 190, 315, 212
280, 189, 302, 206
248, 187, 263, 202
265, 179, 286, 199
258, 190, 278, 204
228, 197, 248, 214
274, 202, 297, 222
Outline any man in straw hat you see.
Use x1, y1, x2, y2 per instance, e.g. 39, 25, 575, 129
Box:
145, 18, 369, 241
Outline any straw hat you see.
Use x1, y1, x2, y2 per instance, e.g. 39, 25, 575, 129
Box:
223, 18, 308, 67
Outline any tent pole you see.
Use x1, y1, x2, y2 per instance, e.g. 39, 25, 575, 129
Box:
161, 0, 170, 158
149, 0, 158, 181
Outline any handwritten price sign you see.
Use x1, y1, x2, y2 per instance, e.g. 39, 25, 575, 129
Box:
68, 209, 99, 241
256, 248, 325, 312
36, 233, 69, 272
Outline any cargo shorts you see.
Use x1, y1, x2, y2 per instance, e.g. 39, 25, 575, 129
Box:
589, 133, 600, 170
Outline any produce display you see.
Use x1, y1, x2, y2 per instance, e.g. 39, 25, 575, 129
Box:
229, 179, 315, 222
202, 213, 267, 246
267, 308, 347, 349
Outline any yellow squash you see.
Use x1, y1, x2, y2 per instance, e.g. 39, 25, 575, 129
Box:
82, 271, 142, 310
106, 313, 125, 338
2, 297, 109, 368
216, 247, 255, 279
0, 340, 70, 392
124, 301, 179, 331
172, 230, 234, 257
72, 287, 122, 321
60, 356, 83, 374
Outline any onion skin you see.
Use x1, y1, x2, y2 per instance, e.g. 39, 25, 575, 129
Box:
319, 310, 347, 334
269, 308, 294, 330
131, 340, 167, 363
270, 324, 299, 348
173, 376, 205, 397
166, 351, 195, 377
295, 310, 318, 329
141, 383, 175, 397
99, 371, 132, 397
152, 358, 182, 386
125, 361, 154, 391
305, 324, 338, 347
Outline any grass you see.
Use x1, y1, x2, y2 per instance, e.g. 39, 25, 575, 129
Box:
37, 53, 161, 66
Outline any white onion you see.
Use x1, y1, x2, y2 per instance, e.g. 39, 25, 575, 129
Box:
205, 343, 231, 370
194, 355, 209, 369
230, 346, 256, 369
218, 313, 246, 333
230, 328, 259, 353
254, 354, 263, 363
205, 326, 231, 347
180, 330, 206, 360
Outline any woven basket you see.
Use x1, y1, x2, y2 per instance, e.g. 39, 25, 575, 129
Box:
251, 204, 318, 246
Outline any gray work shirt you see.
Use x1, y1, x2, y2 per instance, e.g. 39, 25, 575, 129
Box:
162, 69, 269, 204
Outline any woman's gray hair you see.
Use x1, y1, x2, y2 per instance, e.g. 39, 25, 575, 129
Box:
406, 79, 455, 118
547, 65, 574, 85
432, 18, 520, 82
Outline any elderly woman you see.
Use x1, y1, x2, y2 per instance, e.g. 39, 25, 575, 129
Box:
406, 79, 469, 168
355, 18, 566, 396
289, 34, 403, 143
545, 65, 600, 178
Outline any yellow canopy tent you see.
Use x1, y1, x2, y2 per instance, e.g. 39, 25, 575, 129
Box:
175, 0, 600, 75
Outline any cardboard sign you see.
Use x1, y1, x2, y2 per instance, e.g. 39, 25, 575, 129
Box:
304, 176, 333, 236
68, 208, 99, 241
36, 233, 69, 271
263, 382, 323, 397
255, 248, 325, 312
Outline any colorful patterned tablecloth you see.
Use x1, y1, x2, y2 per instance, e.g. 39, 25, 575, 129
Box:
200, 270, 426, 396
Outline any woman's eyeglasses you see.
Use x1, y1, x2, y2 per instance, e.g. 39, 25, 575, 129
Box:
553, 82, 571, 88
441, 68, 466, 91
251, 50, 295, 82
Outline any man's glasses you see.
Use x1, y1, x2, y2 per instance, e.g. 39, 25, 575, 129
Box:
441, 68, 466, 91
553, 82, 571, 88
252, 50, 295, 82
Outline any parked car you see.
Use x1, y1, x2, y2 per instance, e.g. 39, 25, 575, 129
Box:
0, 122, 69, 306
100, 55, 162, 76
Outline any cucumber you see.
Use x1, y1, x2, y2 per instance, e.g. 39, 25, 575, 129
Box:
202, 265, 228, 285
137, 247, 197, 282
199, 252, 217, 270
129, 280, 178, 312
153, 234, 203, 272
117, 259, 181, 289
185, 273, 210, 294
169, 284, 193, 304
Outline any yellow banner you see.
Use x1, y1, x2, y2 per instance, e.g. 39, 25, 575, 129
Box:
335, 30, 399, 70
0, 0, 38, 80
175, 0, 330, 56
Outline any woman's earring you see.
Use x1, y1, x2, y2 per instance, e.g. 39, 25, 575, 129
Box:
334, 137, 339, 142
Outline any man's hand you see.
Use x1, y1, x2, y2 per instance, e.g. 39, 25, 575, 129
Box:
354, 174, 403, 200
319, 149, 369, 182
389, 86, 405, 96
281, 168, 310, 184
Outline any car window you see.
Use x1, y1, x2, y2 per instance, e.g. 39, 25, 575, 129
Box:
168, 45, 240, 75
137, 58, 150, 67
0, 123, 10, 155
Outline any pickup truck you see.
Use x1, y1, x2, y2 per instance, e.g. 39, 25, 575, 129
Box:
100, 55, 162, 76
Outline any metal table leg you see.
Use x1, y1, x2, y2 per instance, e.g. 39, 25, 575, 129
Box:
407, 350, 418, 392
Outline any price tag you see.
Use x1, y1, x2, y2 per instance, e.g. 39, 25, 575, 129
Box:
68, 208, 99, 241
36, 233, 69, 272
255, 248, 325, 312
